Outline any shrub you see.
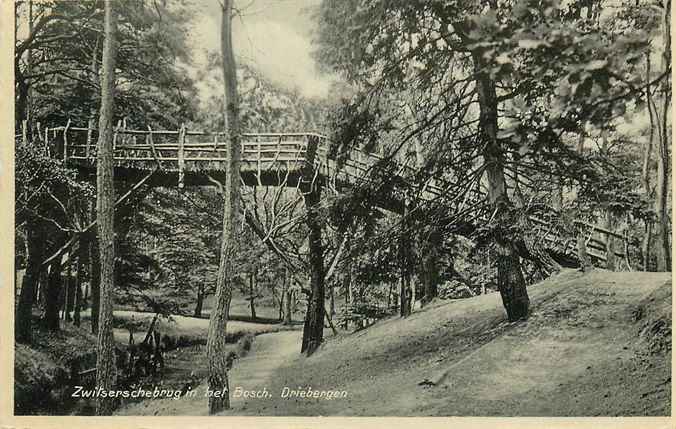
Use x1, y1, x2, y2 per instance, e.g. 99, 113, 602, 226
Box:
236, 333, 255, 357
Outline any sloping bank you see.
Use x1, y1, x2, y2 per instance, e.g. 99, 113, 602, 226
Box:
227, 270, 671, 416
14, 312, 293, 415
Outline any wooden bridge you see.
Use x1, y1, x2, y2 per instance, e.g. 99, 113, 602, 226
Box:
44, 123, 634, 267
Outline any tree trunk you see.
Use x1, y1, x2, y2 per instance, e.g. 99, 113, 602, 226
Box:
642, 221, 653, 271
300, 184, 325, 355
44, 260, 62, 331
194, 283, 204, 318
599, 129, 617, 272
577, 234, 593, 272
23, 0, 34, 129
87, 36, 101, 156
278, 270, 286, 321
15, 220, 44, 343
90, 235, 101, 334
74, 238, 86, 327
79, 233, 91, 317
495, 247, 529, 320
473, 50, 529, 322
15, 75, 28, 129
399, 276, 408, 317
642, 54, 655, 270
343, 272, 351, 329
573, 127, 593, 270
207, 0, 240, 414
605, 213, 616, 271
284, 268, 293, 325
64, 262, 73, 322
284, 282, 293, 325
399, 202, 411, 317
249, 272, 257, 320
654, 0, 671, 272
329, 279, 335, 318
94, 0, 118, 415
387, 281, 393, 309
61, 265, 68, 321
37, 270, 47, 307
420, 230, 440, 305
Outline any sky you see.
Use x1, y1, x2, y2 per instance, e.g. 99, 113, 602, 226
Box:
186, 0, 337, 100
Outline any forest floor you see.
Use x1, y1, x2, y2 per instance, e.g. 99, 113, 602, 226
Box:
116, 269, 672, 416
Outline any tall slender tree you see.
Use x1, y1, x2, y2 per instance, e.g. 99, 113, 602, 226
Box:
206, 0, 241, 414
94, 0, 118, 416
653, 0, 671, 272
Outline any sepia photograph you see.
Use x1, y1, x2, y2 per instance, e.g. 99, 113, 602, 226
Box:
5, 0, 673, 421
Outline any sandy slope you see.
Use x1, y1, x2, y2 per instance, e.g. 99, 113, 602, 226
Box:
229, 270, 671, 416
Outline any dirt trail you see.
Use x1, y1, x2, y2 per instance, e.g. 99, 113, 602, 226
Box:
116, 330, 302, 415
229, 330, 303, 411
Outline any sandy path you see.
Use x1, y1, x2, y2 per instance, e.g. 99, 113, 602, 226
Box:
116, 330, 302, 415
228, 331, 303, 411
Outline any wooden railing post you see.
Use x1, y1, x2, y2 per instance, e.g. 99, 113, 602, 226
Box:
147, 125, 162, 169
178, 124, 186, 188
257, 135, 262, 177
63, 119, 71, 161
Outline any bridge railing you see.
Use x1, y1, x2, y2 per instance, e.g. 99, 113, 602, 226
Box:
56, 125, 320, 164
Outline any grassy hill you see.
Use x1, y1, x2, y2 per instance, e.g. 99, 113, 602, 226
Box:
229, 269, 671, 416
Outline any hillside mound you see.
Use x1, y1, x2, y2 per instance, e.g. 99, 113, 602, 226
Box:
232, 269, 671, 416
15, 324, 98, 415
